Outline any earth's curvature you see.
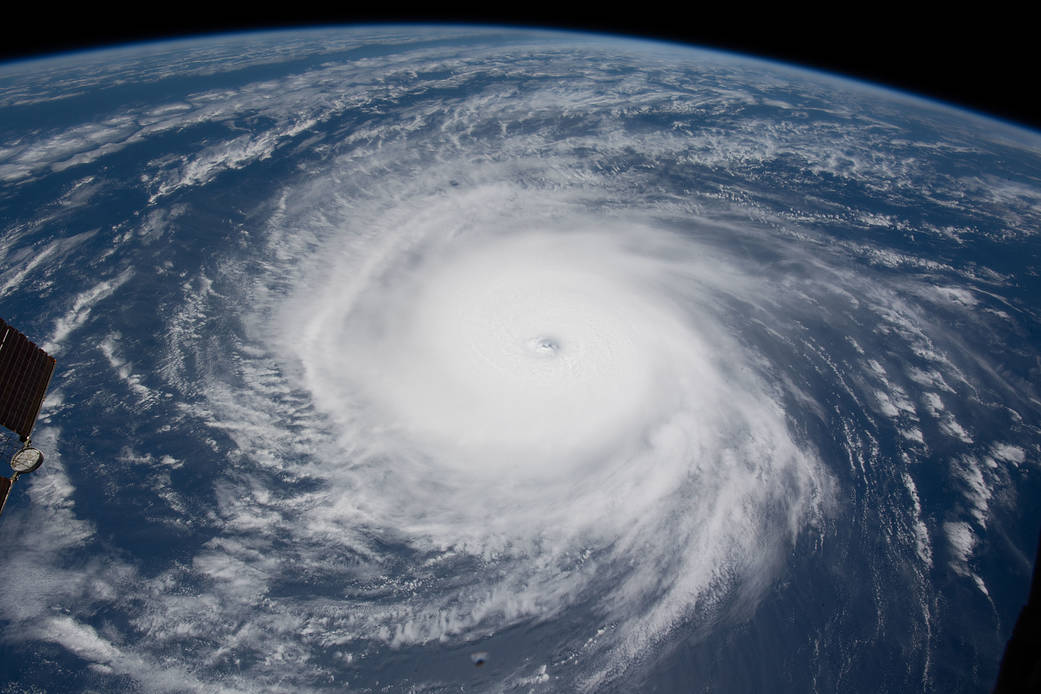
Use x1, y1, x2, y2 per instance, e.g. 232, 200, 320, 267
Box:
1, 26, 1039, 693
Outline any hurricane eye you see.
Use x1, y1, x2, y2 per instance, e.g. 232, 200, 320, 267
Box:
529, 335, 561, 355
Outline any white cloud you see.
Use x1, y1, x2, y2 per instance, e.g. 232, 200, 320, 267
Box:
43, 268, 133, 354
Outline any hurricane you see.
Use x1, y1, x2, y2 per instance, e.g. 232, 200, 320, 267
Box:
242, 178, 829, 682
1, 26, 1039, 693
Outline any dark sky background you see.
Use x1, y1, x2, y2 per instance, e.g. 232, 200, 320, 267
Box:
1, 9, 1037, 133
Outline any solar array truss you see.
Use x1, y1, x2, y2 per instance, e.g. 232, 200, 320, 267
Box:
0, 318, 55, 440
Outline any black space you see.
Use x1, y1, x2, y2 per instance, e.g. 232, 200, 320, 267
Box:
1, 10, 1037, 132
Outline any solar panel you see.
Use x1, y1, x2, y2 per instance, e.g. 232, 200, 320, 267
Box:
0, 318, 56, 440
0, 474, 11, 516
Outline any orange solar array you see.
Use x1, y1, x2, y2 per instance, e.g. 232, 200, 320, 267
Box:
0, 318, 55, 440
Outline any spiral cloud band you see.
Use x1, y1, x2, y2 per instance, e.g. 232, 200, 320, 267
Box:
256, 175, 829, 680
